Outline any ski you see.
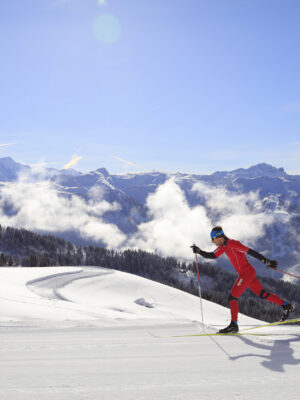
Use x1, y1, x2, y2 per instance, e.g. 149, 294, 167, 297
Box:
149, 330, 271, 338
172, 332, 271, 337
171, 318, 300, 338
239, 317, 300, 333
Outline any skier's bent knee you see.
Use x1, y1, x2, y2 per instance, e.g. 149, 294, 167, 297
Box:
259, 289, 270, 299
228, 293, 238, 302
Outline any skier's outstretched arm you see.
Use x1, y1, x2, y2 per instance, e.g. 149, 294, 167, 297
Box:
247, 248, 278, 269
190, 244, 217, 259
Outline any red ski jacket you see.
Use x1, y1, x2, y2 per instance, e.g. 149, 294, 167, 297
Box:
214, 239, 252, 274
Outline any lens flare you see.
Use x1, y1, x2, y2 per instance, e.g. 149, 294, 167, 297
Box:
92, 13, 122, 44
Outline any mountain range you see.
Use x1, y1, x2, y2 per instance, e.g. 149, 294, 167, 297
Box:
0, 157, 299, 278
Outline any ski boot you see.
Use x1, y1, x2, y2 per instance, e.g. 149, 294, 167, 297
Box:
218, 321, 239, 334
280, 303, 294, 322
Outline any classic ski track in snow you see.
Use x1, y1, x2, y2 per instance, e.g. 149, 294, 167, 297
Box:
0, 266, 300, 400
26, 268, 113, 302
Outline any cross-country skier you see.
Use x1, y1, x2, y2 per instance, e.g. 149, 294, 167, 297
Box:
191, 226, 294, 334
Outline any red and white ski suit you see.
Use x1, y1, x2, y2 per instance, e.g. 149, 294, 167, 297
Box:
214, 239, 284, 321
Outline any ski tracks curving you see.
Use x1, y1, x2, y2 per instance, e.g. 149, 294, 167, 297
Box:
26, 268, 113, 303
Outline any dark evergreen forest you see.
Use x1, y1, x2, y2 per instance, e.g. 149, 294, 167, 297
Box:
0, 224, 299, 322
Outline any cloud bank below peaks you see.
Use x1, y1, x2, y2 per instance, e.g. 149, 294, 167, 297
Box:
127, 179, 277, 258
191, 181, 275, 243
0, 169, 126, 248
0, 169, 281, 258
126, 179, 211, 258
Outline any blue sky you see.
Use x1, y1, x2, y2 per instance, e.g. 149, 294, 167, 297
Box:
0, 0, 300, 174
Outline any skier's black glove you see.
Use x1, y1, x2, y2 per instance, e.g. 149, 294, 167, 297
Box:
190, 244, 201, 254
264, 258, 278, 269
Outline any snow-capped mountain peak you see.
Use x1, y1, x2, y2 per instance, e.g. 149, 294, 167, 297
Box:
0, 156, 30, 181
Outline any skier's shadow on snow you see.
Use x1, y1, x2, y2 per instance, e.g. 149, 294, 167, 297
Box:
217, 334, 300, 372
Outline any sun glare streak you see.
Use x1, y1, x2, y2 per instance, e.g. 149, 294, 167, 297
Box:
0, 142, 16, 147
62, 155, 83, 170
111, 155, 138, 168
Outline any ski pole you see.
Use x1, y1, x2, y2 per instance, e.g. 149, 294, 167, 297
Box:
275, 268, 300, 280
195, 254, 205, 333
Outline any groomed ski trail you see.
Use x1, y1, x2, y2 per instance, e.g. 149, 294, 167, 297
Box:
26, 268, 113, 302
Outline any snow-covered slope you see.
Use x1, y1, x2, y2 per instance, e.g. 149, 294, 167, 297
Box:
0, 267, 300, 400
0, 266, 261, 328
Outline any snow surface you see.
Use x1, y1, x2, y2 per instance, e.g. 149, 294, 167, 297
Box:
0, 266, 300, 400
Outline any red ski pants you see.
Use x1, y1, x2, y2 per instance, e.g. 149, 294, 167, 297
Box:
229, 266, 284, 321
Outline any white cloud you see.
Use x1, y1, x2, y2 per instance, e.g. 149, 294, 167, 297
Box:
87, 185, 107, 201
126, 179, 212, 258
126, 179, 278, 259
0, 170, 288, 259
0, 169, 125, 248
192, 181, 274, 243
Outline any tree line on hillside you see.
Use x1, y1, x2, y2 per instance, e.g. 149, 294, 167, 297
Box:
0, 224, 299, 322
